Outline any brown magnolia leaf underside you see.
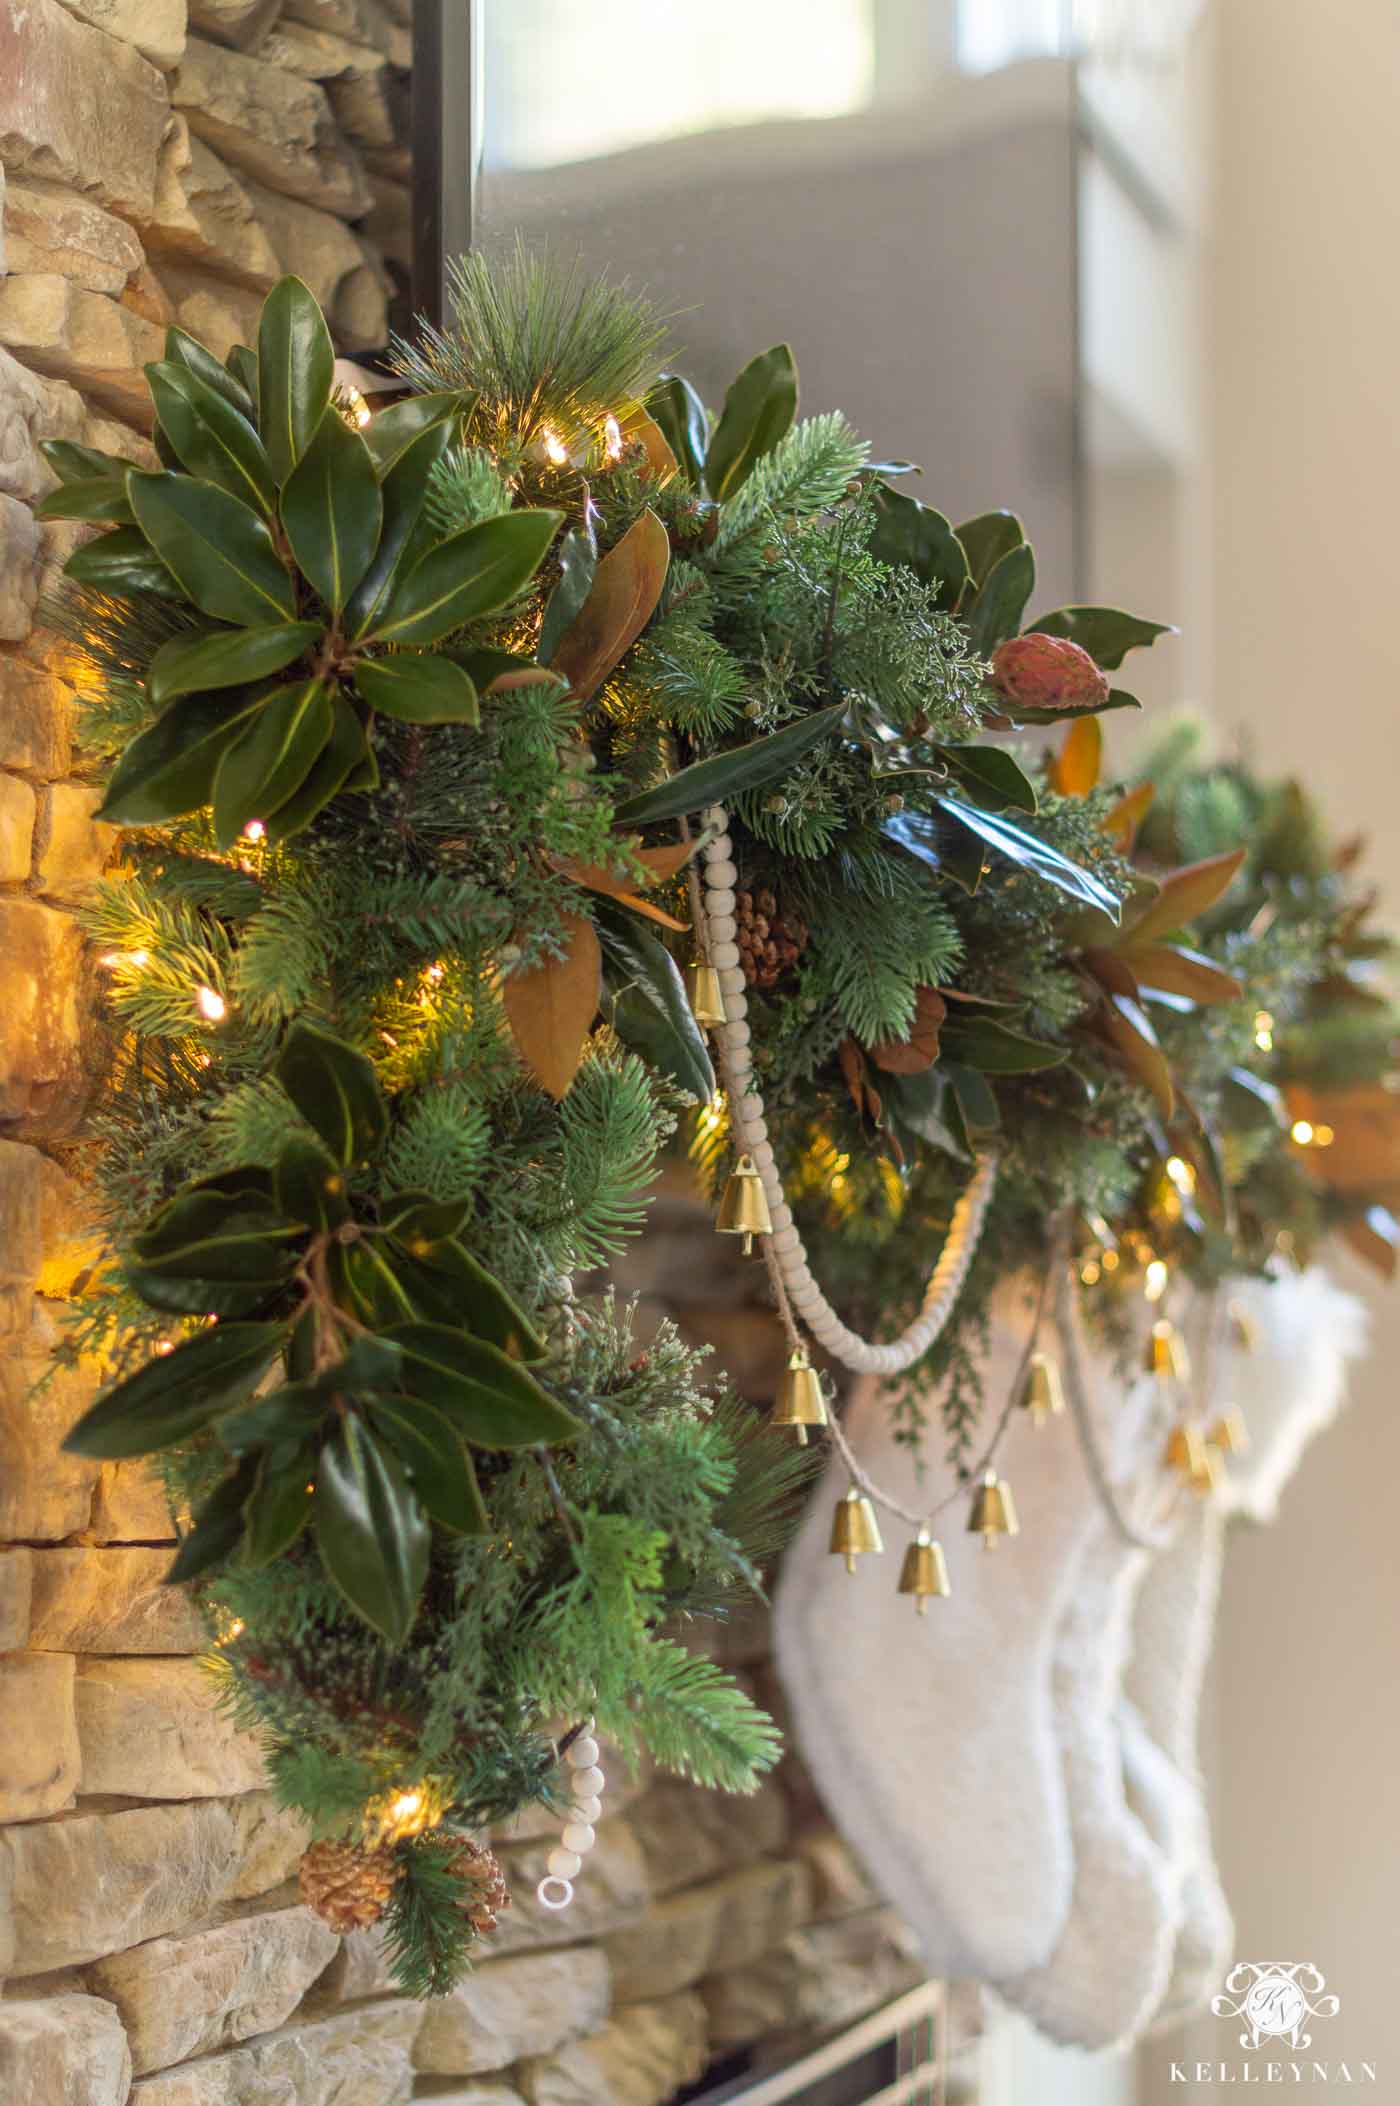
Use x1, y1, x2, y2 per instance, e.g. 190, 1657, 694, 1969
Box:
1125, 848, 1246, 947
1101, 780, 1155, 854
550, 507, 671, 702
1052, 715, 1102, 797
1098, 993, 1175, 1119
868, 987, 947, 1074
501, 912, 602, 1100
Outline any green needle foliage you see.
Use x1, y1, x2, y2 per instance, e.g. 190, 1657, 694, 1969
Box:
41, 254, 1398, 1994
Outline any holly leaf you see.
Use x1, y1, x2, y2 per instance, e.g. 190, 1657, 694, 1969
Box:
128, 471, 296, 626
705, 343, 798, 501
315, 1416, 429, 1643
275, 1020, 388, 1166
501, 911, 602, 1100
549, 508, 670, 701
281, 404, 382, 612
63, 1321, 287, 1458
257, 274, 335, 487
353, 652, 479, 725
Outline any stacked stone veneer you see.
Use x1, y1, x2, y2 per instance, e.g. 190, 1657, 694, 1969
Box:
0, 12, 959, 2090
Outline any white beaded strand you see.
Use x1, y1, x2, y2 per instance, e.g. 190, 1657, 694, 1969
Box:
692, 803, 998, 1376
535, 1721, 605, 1912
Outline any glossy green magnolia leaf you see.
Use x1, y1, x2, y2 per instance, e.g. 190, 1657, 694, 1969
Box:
225, 343, 259, 402
705, 343, 797, 501
145, 359, 276, 516
218, 1382, 329, 1454
147, 621, 323, 709
353, 652, 479, 725
316, 1334, 407, 1399
257, 275, 334, 486
335, 1238, 419, 1330
167, 323, 255, 418
938, 1018, 1067, 1074
390, 1239, 549, 1363
995, 688, 1142, 726
880, 1069, 971, 1162
65, 526, 183, 600
212, 678, 333, 847
938, 743, 1039, 815
362, 390, 461, 474
315, 1416, 429, 1643
128, 472, 296, 625
263, 689, 373, 841
242, 1447, 317, 1565
954, 510, 1024, 590
613, 700, 848, 828
935, 796, 1123, 920
34, 477, 135, 524
98, 686, 267, 825
273, 1134, 350, 1231
123, 1261, 270, 1321
965, 541, 1036, 656
41, 438, 138, 485
597, 907, 716, 1102
63, 1320, 287, 1459
646, 373, 709, 486
943, 1060, 1001, 1131
371, 1396, 489, 1534
132, 1189, 301, 1282
164, 1457, 259, 1584
869, 487, 969, 610
386, 1323, 581, 1447
367, 508, 563, 648
537, 516, 599, 665
276, 1019, 388, 1167
1028, 605, 1175, 669
281, 405, 382, 612
380, 1190, 473, 1244
345, 419, 453, 641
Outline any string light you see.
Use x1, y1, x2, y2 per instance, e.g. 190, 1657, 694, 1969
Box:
1290, 1119, 1315, 1145
697, 1093, 727, 1139
196, 985, 227, 1023
1100, 1248, 1120, 1273
541, 426, 569, 466
1253, 1009, 1275, 1052
1081, 1259, 1101, 1285
242, 819, 266, 842
1165, 1155, 1197, 1196
1144, 1258, 1169, 1303
342, 386, 372, 429
603, 414, 623, 462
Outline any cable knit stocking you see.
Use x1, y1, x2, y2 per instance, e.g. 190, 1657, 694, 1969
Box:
774, 1279, 1119, 1982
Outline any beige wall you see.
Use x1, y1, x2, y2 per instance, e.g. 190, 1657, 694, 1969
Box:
1145, 0, 1400, 2091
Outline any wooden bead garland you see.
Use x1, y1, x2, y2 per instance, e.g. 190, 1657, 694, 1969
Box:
536, 1722, 605, 1911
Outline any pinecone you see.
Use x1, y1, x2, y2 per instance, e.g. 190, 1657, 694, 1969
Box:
437, 1836, 512, 1936
735, 888, 809, 990
298, 1840, 403, 1932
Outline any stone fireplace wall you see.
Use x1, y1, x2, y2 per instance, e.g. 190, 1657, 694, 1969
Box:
0, 16, 971, 2094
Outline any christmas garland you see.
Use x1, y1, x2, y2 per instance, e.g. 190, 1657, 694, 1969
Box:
39, 250, 1397, 1994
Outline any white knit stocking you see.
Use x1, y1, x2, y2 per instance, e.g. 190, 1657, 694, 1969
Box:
774, 1279, 1115, 1982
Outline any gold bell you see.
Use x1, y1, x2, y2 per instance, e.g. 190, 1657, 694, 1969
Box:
967, 1469, 1018, 1547
829, 1485, 883, 1573
715, 1153, 772, 1255
1207, 1407, 1250, 1457
1022, 1351, 1066, 1426
898, 1529, 951, 1613
1145, 1318, 1191, 1384
772, 1349, 828, 1445
1227, 1299, 1257, 1353
1189, 1444, 1224, 1496
687, 960, 727, 1031
1163, 1421, 1210, 1478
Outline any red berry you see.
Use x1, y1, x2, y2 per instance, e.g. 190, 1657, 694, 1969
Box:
989, 633, 1109, 712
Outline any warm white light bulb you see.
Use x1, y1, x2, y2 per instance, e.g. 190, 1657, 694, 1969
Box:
604, 414, 623, 461
196, 985, 227, 1023
1165, 1155, 1196, 1196
542, 425, 568, 466
1290, 1119, 1315, 1146
242, 819, 266, 842
1144, 1258, 1169, 1302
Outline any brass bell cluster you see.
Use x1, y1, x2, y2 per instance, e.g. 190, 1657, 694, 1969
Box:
968, 1469, 1018, 1547
898, 1530, 951, 1614
715, 1153, 771, 1256
829, 1485, 883, 1573
771, 1349, 828, 1445
1021, 1350, 1066, 1427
